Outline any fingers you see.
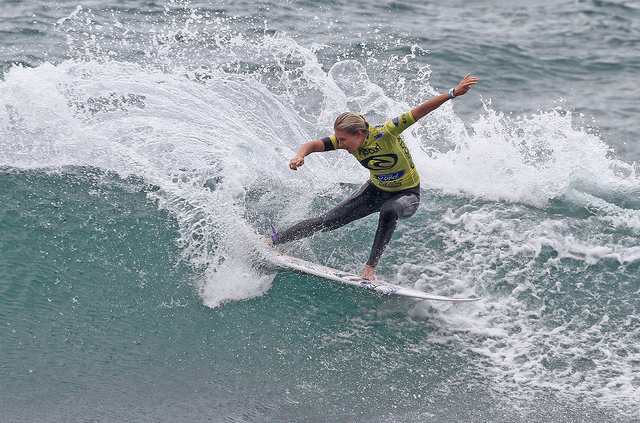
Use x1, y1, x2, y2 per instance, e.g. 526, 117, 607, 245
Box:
461, 76, 478, 85
461, 74, 478, 85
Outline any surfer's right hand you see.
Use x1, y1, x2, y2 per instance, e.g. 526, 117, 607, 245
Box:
289, 156, 305, 170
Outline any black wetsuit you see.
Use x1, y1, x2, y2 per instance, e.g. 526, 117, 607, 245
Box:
277, 181, 420, 267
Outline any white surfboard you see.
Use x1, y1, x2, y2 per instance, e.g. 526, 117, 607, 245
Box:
274, 253, 481, 302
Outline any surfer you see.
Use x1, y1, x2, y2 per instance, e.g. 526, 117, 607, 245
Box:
270, 74, 478, 280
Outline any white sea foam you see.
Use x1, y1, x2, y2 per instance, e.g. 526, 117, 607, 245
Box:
402, 201, 640, 416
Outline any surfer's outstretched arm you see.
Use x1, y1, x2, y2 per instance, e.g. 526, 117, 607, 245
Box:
289, 139, 325, 170
411, 74, 478, 120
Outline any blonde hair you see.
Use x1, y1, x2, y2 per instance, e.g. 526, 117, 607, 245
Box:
334, 112, 369, 135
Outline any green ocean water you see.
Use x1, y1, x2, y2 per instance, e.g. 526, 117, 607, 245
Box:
2, 1, 640, 421
2, 168, 632, 422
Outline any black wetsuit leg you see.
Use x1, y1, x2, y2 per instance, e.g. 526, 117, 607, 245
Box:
277, 181, 381, 244
366, 186, 420, 267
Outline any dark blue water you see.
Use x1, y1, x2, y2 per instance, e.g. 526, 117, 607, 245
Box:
2, 1, 640, 421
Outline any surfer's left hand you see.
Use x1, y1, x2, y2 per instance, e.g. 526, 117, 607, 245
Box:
453, 74, 478, 97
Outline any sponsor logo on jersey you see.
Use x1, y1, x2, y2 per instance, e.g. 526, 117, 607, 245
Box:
357, 143, 382, 157
392, 117, 399, 127
374, 131, 385, 140
374, 170, 406, 182
360, 154, 398, 170
378, 180, 403, 189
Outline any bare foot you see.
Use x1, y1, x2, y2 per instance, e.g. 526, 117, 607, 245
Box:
361, 265, 376, 281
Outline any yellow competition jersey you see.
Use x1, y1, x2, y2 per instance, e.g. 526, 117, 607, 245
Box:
322, 111, 420, 191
